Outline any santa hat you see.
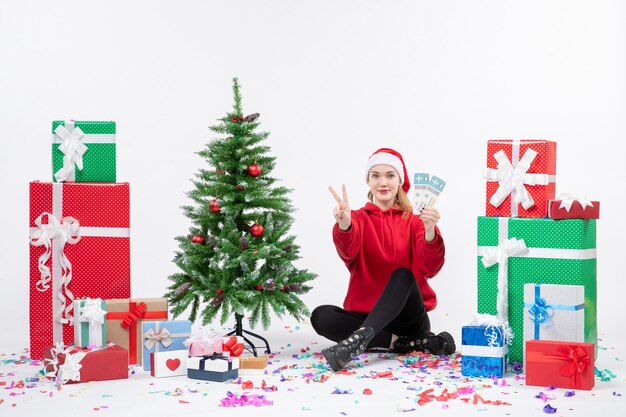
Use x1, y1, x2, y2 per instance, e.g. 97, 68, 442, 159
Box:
365, 148, 410, 194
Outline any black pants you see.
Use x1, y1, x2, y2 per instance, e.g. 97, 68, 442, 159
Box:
310, 267, 431, 349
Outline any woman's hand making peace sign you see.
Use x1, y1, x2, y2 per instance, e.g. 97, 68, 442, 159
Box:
329, 184, 352, 231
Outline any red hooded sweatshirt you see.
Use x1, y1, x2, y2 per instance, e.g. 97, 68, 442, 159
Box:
332, 202, 445, 314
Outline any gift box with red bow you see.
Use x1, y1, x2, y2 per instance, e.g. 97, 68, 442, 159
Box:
483, 140, 557, 218
222, 336, 245, 357
525, 340, 594, 390
29, 181, 131, 359
105, 298, 168, 365
141, 320, 191, 371
43, 343, 128, 384
548, 196, 600, 220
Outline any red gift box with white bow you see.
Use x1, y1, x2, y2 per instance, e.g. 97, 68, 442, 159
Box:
548, 196, 600, 220
525, 339, 595, 390
29, 182, 131, 359
483, 140, 557, 218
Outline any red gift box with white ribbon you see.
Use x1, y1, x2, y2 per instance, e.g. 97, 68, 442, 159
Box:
525, 339, 595, 390
29, 182, 131, 359
483, 140, 557, 218
548, 195, 600, 220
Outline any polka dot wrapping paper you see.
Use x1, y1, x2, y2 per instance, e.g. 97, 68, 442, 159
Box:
476, 216, 597, 363
29, 181, 131, 360
51, 120, 116, 183
484, 140, 557, 218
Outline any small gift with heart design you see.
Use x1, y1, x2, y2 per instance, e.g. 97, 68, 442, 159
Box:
141, 320, 191, 371
150, 349, 188, 378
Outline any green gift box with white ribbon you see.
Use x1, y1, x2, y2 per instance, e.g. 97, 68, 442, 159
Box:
52, 120, 116, 183
73, 298, 107, 348
477, 216, 597, 363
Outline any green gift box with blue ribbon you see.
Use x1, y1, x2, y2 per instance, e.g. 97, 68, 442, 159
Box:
523, 283, 584, 344
477, 216, 597, 363
52, 120, 116, 183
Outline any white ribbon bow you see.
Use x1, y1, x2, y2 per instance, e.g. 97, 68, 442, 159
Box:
30, 212, 81, 324
143, 328, 173, 350
480, 237, 528, 325
470, 313, 514, 347
484, 148, 550, 210
557, 193, 594, 212
54, 123, 88, 183
78, 298, 107, 344
44, 342, 86, 384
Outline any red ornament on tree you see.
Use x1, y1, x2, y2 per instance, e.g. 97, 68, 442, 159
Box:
235, 185, 244, 191
256, 285, 263, 291
209, 199, 221, 213
250, 223, 264, 237
247, 162, 262, 177
232, 116, 239, 123
191, 233, 206, 245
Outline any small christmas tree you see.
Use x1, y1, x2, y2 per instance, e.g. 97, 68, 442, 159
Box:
166, 78, 316, 330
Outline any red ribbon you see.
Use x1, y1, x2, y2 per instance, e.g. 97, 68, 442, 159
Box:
527, 344, 591, 389
223, 336, 244, 357
106, 300, 167, 364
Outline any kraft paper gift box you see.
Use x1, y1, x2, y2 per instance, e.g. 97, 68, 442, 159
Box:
44, 343, 128, 384
29, 181, 131, 359
461, 325, 508, 378
238, 356, 268, 376
525, 340, 595, 390
52, 120, 116, 183
150, 350, 188, 378
477, 216, 597, 363
187, 354, 239, 382
483, 140, 556, 218
523, 283, 584, 345
73, 298, 107, 348
142, 320, 192, 371
548, 197, 600, 220
105, 298, 168, 365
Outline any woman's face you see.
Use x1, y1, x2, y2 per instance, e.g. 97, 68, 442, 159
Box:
368, 164, 401, 209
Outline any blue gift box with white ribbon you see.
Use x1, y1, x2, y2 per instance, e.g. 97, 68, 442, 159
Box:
523, 283, 584, 344
461, 325, 508, 378
141, 320, 192, 371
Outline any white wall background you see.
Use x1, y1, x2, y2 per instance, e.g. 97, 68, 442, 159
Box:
1, 0, 624, 352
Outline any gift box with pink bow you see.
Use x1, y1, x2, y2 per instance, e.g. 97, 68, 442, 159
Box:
483, 140, 557, 218
141, 320, 192, 371
525, 340, 594, 390
184, 327, 224, 357
548, 194, 600, 220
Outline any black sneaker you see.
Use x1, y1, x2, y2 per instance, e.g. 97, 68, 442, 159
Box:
392, 331, 456, 355
321, 326, 376, 372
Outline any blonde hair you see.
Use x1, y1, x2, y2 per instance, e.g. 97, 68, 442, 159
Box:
367, 187, 412, 218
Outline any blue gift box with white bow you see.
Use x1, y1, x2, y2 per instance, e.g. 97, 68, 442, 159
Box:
461, 325, 508, 378
141, 320, 192, 371
523, 283, 584, 345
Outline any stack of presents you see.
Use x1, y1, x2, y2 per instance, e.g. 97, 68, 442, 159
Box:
29, 120, 268, 384
461, 140, 600, 391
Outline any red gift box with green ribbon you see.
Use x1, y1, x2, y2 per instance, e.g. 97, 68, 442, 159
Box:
105, 298, 168, 365
525, 339, 594, 390
29, 182, 131, 360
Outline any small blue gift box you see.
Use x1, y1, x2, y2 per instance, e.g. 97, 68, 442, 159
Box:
141, 320, 191, 371
187, 354, 239, 382
461, 324, 508, 378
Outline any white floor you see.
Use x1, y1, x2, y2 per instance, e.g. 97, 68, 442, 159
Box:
1, 321, 624, 417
